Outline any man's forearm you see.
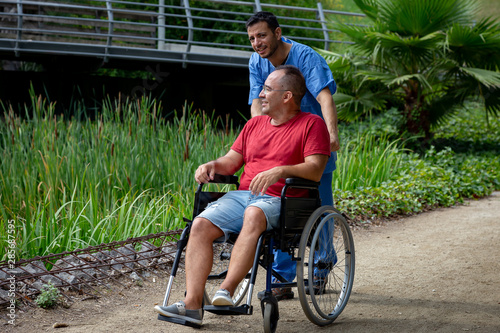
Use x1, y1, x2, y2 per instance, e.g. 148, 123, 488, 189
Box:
248, 154, 328, 195
276, 155, 329, 182
212, 154, 243, 176
195, 150, 243, 184
317, 88, 340, 152
250, 99, 262, 118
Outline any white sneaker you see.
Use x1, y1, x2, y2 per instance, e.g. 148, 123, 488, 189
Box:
211, 289, 234, 306
154, 301, 203, 325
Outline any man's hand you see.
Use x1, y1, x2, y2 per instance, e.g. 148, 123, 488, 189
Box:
195, 162, 216, 184
194, 150, 245, 185
249, 167, 282, 196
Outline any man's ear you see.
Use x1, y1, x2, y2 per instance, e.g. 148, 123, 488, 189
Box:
282, 91, 294, 103
274, 27, 282, 40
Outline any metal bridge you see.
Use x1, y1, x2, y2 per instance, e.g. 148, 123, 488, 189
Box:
0, 0, 364, 70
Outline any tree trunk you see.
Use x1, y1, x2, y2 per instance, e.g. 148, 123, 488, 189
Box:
403, 81, 432, 141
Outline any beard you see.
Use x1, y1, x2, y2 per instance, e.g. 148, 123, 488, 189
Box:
260, 40, 279, 59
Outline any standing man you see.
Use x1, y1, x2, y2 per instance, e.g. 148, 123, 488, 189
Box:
246, 11, 339, 300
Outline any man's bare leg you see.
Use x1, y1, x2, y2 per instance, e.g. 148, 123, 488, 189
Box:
183, 217, 224, 309
219, 206, 267, 295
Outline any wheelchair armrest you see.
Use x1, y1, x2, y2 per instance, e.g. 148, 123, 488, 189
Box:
196, 174, 239, 193
281, 178, 321, 200
209, 174, 239, 185
284, 177, 320, 190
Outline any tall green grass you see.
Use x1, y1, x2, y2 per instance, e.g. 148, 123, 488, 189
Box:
0, 89, 405, 260
335, 134, 404, 190
0, 91, 238, 259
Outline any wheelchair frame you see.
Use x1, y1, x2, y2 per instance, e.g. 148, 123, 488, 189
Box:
157, 174, 355, 332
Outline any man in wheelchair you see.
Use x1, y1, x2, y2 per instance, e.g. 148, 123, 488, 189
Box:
154, 65, 331, 326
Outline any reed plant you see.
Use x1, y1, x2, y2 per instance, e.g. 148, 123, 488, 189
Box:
334, 133, 404, 191
0, 90, 238, 260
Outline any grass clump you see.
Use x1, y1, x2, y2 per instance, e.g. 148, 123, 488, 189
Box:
34, 282, 60, 309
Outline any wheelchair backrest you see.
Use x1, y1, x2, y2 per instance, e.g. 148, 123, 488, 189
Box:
279, 178, 322, 237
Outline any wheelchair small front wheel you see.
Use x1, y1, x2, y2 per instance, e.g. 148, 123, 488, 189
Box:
296, 206, 355, 326
262, 301, 278, 333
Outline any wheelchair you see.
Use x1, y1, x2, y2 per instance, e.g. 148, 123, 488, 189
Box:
157, 174, 355, 332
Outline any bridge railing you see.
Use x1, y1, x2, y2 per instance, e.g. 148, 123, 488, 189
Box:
0, 0, 364, 68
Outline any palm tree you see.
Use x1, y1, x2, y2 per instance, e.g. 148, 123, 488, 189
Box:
321, 0, 500, 141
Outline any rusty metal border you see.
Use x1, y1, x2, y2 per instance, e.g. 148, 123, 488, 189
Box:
0, 230, 182, 313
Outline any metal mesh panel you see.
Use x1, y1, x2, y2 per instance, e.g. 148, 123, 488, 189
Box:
0, 230, 182, 310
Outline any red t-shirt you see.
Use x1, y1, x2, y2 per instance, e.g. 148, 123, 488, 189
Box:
231, 112, 331, 197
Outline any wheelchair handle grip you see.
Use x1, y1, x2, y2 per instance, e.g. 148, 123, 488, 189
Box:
195, 174, 240, 194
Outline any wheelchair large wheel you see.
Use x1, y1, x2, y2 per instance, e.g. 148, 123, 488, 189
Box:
203, 242, 250, 305
296, 206, 355, 326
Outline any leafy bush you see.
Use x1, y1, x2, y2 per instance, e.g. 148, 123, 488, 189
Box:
334, 103, 500, 222
34, 282, 60, 309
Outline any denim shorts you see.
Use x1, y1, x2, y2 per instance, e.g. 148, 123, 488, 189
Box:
196, 190, 281, 242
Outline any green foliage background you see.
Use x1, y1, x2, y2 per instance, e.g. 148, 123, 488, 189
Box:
1, 91, 498, 260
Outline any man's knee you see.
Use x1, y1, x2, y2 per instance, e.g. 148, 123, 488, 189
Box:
242, 206, 267, 233
191, 217, 223, 241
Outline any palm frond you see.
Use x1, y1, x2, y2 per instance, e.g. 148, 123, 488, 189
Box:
459, 67, 500, 89
334, 91, 387, 122
447, 20, 500, 69
483, 86, 500, 116
377, 0, 477, 36
352, 0, 380, 21
358, 70, 433, 92
368, 31, 444, 68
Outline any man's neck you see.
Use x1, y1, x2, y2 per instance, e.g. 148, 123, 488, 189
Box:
270, 110, 300, 126
269, 41, 292, 68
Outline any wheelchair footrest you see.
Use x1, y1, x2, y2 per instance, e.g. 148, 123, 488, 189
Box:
157, 314, 202, 329
204, 304, 253, 316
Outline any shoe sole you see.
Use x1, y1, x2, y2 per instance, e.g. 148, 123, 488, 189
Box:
211, 296, 234, 306
154, 305, 203, 325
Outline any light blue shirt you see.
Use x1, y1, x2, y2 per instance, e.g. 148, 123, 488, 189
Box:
248, 37, 337, 172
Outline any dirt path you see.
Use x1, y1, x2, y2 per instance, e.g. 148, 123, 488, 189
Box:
6, 193, 500, 332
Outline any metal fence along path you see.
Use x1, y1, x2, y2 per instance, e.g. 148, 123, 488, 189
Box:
0, 0, 363, 68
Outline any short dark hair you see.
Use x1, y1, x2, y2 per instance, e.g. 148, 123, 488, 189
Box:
275, 65, 306, 105
246, 11, 280, 31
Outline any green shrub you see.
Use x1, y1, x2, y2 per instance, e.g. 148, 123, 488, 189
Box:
34, 282, 60, 309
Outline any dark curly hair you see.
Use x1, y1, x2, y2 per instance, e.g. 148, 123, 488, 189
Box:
246, 11, 280, 31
